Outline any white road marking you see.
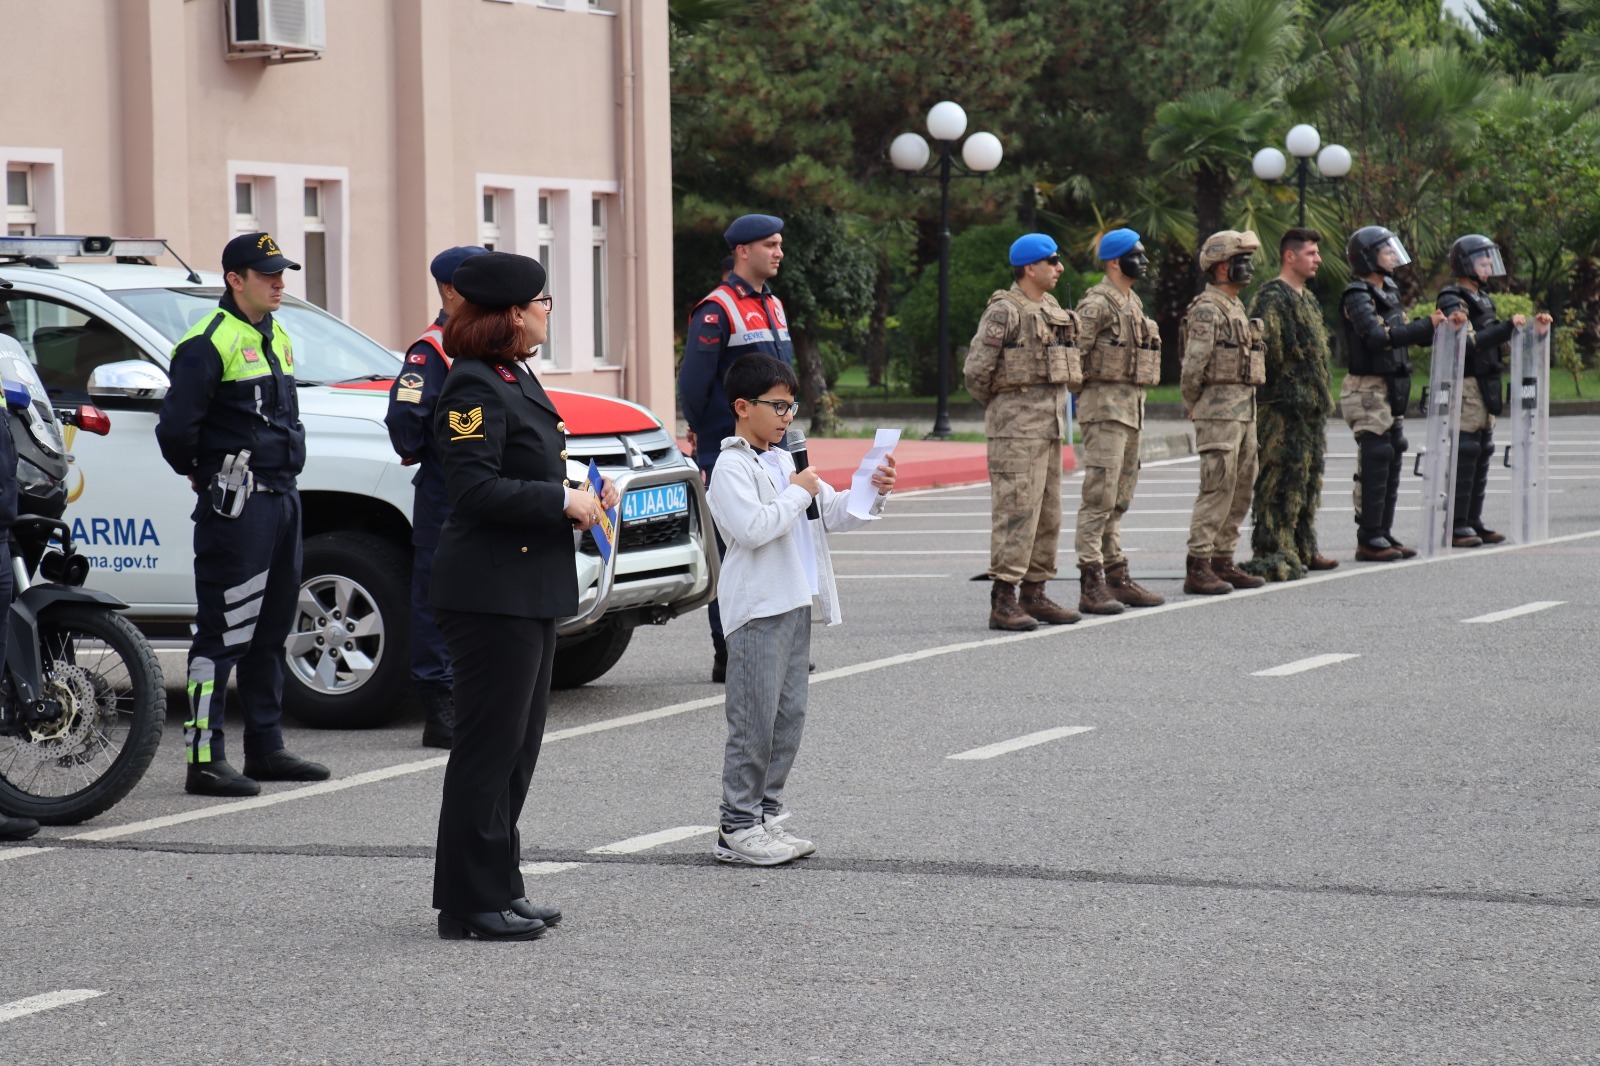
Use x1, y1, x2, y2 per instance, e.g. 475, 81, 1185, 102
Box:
25, 525, 1600, 851
833, 549, 989, 555
948, 726, 1096, 760
586, 825, 716, 854
0, 989, 103, 1024
1252, 653, 1360, 677
519, 861, 587, 877
837, 573, 949, 579
0, 847, 57, 862
1461, 601, 1565, 624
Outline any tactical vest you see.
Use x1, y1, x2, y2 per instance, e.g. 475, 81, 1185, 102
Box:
1082, 283, 1161, 386
1341, 279, 1413, 378
988, 288, 1081, 391
1181, 287, 1266, 386
412, 322, 451, 367
698, 281, 794, 364
1438, 284, 1508, 380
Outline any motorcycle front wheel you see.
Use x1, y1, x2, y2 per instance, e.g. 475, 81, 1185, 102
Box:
0, 605, 165, 825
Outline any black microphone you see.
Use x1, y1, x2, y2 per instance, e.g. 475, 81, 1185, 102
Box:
786, 427, 820, 520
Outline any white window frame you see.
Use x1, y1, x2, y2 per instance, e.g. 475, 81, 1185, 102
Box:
302, 181, 330, 310
591, 195, 611, 365
226, 161, 350, 317
233, 176, 264, 234
0, 149, 64, 237
476, 173, 620, 375
480, 188, 506, 253
537, 193, 557, 368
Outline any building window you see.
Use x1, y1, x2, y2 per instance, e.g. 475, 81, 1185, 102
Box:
537, 194, 558, 367
303, 181, 328, 309
233, 177, 261, 234
481, 189, 503, 252
591, 196, 609, 365
7, 166, 37, 237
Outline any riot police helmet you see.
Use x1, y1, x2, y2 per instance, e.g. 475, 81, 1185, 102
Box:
1449, 234, 1505, 281
1346, 226, 1411, 276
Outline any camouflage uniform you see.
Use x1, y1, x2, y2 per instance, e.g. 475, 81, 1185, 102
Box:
1243, 279, 1334, 581
1073, 280, 1157, 567
963, 285, 1076, 584
1181, 283, 1263, 557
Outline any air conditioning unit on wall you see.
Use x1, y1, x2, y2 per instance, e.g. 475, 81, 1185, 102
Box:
226, 0, 326, 60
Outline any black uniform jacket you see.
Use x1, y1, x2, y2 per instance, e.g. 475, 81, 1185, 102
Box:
428, 357, 578, 619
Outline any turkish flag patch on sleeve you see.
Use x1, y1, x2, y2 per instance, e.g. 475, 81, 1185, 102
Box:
407, 352, 428, 365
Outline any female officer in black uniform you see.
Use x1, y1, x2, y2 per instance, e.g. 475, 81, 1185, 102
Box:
428, 252, 617, 941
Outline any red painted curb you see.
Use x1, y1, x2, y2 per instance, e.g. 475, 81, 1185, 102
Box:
677, 437, 1075, 492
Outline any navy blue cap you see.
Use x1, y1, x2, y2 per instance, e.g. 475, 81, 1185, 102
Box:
431, 245, 489, 285
1097, 228, 1141, 261
724, 214, 784, 248
1008, 233, 1058, 267
223, 232, 300, 274
452, 252, 546, 309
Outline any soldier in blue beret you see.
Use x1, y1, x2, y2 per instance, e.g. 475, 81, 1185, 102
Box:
678, 213, 795, 681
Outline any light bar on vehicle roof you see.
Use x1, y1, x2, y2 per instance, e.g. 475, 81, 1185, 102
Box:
0, 236, 169, 258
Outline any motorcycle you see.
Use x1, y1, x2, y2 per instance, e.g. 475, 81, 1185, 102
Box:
0, 337, 165, 824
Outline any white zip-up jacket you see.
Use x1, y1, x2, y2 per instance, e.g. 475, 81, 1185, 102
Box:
707, 435, 887, 636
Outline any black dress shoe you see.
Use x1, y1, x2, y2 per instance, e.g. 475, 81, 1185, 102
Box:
186, 760, 261, 797
419, 687, 454, 750
509, 897, 562, 926
437, 910, 546, 941
243, 749, 331, 782
0, 814, 40, 841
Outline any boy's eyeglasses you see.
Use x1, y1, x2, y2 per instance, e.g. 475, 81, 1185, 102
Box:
748, 398, 801, 417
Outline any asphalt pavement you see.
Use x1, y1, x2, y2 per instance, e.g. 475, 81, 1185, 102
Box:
4, 418, 1599, 1064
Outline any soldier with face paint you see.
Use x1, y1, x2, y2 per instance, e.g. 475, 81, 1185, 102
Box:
1071, 228, 1165, 615
1180, 230, 1268, 595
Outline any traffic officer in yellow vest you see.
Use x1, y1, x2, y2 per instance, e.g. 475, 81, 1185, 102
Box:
1072, 229, 1165, 615
963, 233, 1081, 631
156, 232, 330, 796
1180, 230, 1269, 595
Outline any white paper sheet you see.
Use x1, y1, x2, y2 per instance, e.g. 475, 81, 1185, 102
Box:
847, 428, 900, 519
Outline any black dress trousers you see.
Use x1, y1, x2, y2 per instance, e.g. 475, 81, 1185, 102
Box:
431, 609, 554, 914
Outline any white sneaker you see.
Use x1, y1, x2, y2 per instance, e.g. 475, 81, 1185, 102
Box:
714, 824, 798, 866
762, 814, 816, 858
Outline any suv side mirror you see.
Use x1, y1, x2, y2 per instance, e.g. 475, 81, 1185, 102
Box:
88, 360, 170, 400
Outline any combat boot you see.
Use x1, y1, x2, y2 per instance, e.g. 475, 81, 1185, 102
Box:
1183, 555, 1232, 596
420, 687, 454, 750
1307, 553, 1339, 571
1451, 526, 1484, 548
1104, 561, 1165, 607
1019, 580, 1080, 625
1355, 534, 1402, 562
1472, 524, 1506, 545
989, 581, 1039, 632
1210, 556, 1265, 590
1077, 563, 1124, 616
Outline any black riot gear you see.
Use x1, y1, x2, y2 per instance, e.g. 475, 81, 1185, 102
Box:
1346, 226, 1411, 277
1436, 284, 1511, 405
1119, 243, 1149, 280
1448, 234, 1505, 282
1342, 276, 1433, 414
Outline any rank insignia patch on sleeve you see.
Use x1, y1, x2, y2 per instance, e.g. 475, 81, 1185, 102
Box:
448, 407, 485, 440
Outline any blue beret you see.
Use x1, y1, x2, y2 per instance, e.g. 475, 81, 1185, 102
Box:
724, 214, 784, 248
431, 245, 489, 284
1008, 233, 1059, 267
1097, 228, 1141, 261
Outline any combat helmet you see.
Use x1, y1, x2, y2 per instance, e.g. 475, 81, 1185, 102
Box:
1448, 234, 1505, 280
1346, 225, 1411, 276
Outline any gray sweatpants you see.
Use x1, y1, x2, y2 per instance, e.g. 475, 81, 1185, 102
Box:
721, 605, 812, 831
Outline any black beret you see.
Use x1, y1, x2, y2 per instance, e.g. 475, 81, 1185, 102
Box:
451, 252, 547, 309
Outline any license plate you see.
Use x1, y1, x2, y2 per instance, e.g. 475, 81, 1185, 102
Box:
621, 483, 688, 523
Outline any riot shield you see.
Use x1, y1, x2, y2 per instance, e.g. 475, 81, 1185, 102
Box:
1414, 320, 1467, 558
1507, 323, 1550, 544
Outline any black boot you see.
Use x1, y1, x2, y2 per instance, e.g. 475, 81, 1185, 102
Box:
1469, 429, 1504, 542
420, 687, 454, 749
0, 815, 40, 841
186, 759, 260, 797
1452, 430, 1482, 543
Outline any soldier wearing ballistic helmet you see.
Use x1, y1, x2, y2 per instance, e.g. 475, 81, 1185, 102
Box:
1339, 225, 1457, 561
1180, 230, 1267, 596
1071, 228, 1165, 615
1435, 235, 1553, 548
963, 233, 1081, 631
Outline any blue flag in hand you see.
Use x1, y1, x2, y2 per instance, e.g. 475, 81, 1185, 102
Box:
587, 459, 618, 562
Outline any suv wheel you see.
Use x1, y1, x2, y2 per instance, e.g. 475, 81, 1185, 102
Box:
283, 532, 411, 729
551, 619, 634, 690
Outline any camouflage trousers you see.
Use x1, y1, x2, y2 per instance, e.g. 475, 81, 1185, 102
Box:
1460, 377, 1495, 434
1075, 420, 1140, 567
1245, 405, 1327, 582
987, 436, 1063, 584
1187, 418, 1257, 556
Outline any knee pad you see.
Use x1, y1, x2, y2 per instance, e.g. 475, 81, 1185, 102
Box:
1357, 432, 1395, 469
1456, 431, 1482, 465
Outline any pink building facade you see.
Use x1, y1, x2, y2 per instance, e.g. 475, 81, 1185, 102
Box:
0, 0, 677, 415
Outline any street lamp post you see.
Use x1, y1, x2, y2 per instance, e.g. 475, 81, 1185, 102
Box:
1251, 124, 1353, 228
891, 101, 1003, 439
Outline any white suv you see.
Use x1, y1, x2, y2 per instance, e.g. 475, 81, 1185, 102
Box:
0, 237, 716, 728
